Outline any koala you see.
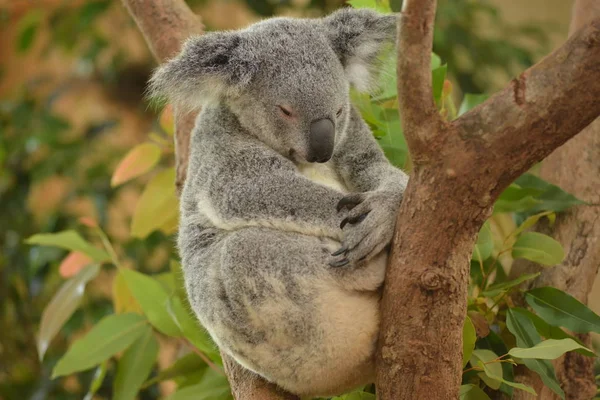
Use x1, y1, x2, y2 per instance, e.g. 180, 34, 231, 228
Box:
150, 8, 409, 397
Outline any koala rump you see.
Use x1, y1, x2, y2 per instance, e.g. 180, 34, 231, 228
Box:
151, 7, 409, 397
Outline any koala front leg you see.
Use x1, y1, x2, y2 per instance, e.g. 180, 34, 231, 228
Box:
331, 108, 409, 265
200, 157, 348, 241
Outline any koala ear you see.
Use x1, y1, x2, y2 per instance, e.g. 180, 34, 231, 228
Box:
148, 32, 257, 110
323, 8, 397, 92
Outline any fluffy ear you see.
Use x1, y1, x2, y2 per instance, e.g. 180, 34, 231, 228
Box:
148, 32, 257, 110
323, 8, 397, 92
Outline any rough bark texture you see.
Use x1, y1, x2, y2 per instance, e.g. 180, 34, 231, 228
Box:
120, 1, 295, 399
376, 0, 600, 398
510, 1, 600, 399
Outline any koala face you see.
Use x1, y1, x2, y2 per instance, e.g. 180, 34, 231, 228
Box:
229, 20, 350, 163
150, 8, 397, 163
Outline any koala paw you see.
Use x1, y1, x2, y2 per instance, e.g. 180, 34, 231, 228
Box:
329, 191, 401, 267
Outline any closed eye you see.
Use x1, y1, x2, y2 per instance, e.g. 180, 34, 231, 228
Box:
278, 105, 292, 117
336, 107, 343, 117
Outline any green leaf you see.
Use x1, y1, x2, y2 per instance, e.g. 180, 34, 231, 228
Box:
120, 269, 181, 337
168, 369, 232, 400
509, 211, 554, 239
459, 384, 491, 400
458, 94, 489, 116
143, 353, 206, 388
113, 326, 159, 400
511, 307, 590, 355
131, 168, 179, 238
482, 272, 540, 298
347, 0, 391, 13
476, 330, 514, 397
494, 184, 542, 214
17, 10, 43, 52
380, 144, 408, 169
514, 173, 584, 215
26, 230, 110, 262
432, 64, 447, 105
506, 308, 564, 399
526, 287, 600, 333
333, 392, 377, 400
83, 361, 108, 400
38, 264, 100, 360
470, 349, 502, 390
509, 338, 595, 360
472, 222, 493, 262
512, 232, 565, 266
168, 296, 221, 362
431, 53, 442, 69
463, 316, 477, 367
52, 313, 147, 378
476, 360, 537, 396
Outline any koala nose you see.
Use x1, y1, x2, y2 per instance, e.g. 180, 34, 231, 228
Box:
308, 118, 335, 163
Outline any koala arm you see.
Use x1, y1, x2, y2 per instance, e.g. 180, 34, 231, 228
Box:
328, 107, 409, 265
333, 107, 408, 194
199, 153, 346, 241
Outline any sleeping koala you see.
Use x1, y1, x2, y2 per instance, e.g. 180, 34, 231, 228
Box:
150, 8, 409, 397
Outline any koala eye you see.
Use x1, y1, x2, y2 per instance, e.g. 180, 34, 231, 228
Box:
336, 107, 343, 117
278, 105, 293, 117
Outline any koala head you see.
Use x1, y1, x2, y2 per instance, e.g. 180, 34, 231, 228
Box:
150, 8, 396, 163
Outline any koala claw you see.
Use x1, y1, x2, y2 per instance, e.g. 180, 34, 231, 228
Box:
336, 194, 364, 212
331, 246, 348, 256
340, 211, 370, 229
329, 258, 350, 268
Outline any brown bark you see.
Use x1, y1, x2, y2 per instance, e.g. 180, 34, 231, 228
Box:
509, 1, 600, 399
376, 0, 600, 398
120, 1, 295, 399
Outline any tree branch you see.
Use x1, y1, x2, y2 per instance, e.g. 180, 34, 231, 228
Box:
509, 1, 600, 398
377, 0, 600, 397
121, 1, 295, 399
397, 0, 445, 162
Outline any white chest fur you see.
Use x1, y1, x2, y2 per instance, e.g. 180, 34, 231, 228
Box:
297, 162, 349, 193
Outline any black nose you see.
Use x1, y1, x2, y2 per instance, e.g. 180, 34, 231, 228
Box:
308, 118, 335, 163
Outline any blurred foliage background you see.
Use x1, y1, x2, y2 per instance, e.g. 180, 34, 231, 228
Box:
0, 0, 581, 399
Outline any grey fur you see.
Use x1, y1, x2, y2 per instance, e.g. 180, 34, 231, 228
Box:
151, 8, 408, 397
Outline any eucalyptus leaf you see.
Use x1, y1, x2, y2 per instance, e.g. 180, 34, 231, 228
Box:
113, 326, 159, 400
52, 313, 147, 378
143, 353, 206, 388
459, 384, 491, 400
463, 316, 477, 367
167, 369, 232, 400
512, 232, 564, 266
509, 338, 595, 360
505, 308, 564, 399
472, 222, 493, 262
470, 349, 502, 390
526, 287, 600, 333
83, 361, 108, 400
26, 230, 110, 262
482, 273, 540, 298
38, 264, 100, 360
120, 269, 181, 337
